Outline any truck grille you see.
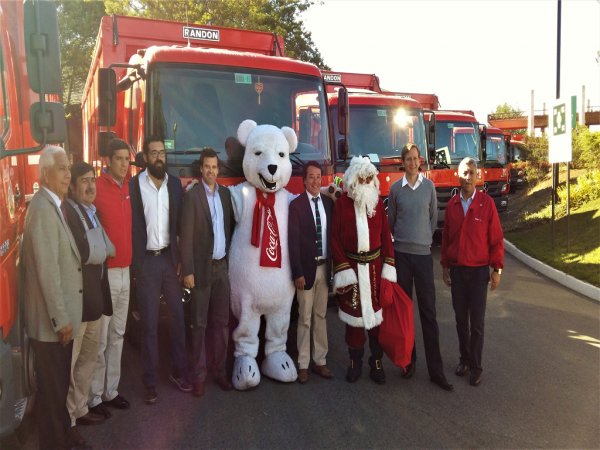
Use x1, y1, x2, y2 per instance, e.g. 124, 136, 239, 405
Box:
485, 180, 505, 197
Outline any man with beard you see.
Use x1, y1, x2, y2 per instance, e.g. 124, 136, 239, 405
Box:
331, 156, 397, 384
129, 135, 190, 404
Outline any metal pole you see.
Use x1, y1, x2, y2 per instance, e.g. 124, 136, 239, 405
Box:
582, 86, 585, 126
567, 161, 570, 252
553, 0, 561, 250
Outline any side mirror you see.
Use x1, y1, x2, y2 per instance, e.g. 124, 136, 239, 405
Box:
479, 124, 487, 162
97, 131, 117, 157
428, 113, 436, 160
337, 87, 349, 136
98, 68, 117, 127
337, 139, 349, 160
29, 102, 66, 144
24, 0, 62, 94
133, 151, 145, 168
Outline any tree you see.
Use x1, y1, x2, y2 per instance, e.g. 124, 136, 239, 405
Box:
55, 0, 106, 118
491, 103, 526, 135
104, 0, 330, 69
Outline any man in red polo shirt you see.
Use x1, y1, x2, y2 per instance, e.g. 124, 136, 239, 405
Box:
441, 157, 504, 387
88, 139, 133, 417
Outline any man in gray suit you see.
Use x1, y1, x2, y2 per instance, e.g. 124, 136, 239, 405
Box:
22, 146, 84, 450
181, 147, 234, 397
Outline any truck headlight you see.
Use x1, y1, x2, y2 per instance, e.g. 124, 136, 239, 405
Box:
502, 184, 507, 192
518, 170, 524, 176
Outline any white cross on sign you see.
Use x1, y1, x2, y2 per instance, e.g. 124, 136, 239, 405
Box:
549, 97, 572, 163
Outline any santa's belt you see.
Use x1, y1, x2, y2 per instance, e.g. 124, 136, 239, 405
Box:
344, 247, 381, 265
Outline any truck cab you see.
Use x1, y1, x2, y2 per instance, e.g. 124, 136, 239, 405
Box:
506, 133, 527, 191
482, 125, 509, 212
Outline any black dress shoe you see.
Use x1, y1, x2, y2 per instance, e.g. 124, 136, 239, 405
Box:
368, 357, 386, 385
192, 381, 205, 398
470, 373, 482, 387
402, 362, 415, 379
70, 426, 86, 447
430, 374, 454, 391
346, 359, 363, 383
89, 403, 111, 419
144, 386, 158, 405
169, 372, 192, 393
103, 395, 130, 410
214, 376, 233, 391
455, 363, 470, 377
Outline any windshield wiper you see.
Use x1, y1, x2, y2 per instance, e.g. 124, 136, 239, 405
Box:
433, 161, 451, 169
289, 153, 306, 167
484, 160, 504, 168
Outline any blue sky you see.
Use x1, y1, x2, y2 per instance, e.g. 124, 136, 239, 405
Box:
302, 0, 600, 132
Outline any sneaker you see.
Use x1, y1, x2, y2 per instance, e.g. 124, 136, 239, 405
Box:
169, 372, 192, 393
89, 403, 112, 419
144, 386, 158, 405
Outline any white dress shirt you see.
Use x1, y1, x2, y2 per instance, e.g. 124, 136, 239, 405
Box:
139, 170, 170, 250
202, 180, 226, 260
307, 191, 327, 260
402, 173, 424, 190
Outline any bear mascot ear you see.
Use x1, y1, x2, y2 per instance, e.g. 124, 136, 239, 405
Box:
281, 126, 298, 154
237, 119, 258, 147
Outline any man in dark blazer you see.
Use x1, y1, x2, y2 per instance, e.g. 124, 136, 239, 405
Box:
65, 162, 114, 447
22, 146, 83, 449
288, 161, 335, 383
129, 135, 190, 404
180, 147, 235, 397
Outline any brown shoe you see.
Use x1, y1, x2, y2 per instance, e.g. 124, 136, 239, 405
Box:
311, 363, 334, 379
298, 368, 308, 383
75, 411, 105, 426
214, 376, 233, 391
70, 426, 86, 446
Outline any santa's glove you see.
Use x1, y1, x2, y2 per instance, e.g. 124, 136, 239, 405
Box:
185, 179, 199, 192
320, 180, 342, 202
379, 278, 394, 308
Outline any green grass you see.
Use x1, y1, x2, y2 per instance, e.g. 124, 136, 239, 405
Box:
506, 198, 600, 287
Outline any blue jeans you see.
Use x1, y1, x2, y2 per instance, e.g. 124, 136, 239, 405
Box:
136, 252, 187, 387
394, 251, 444, 377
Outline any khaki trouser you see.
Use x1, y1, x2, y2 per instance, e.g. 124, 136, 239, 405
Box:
67, 318, 101, 426
296, 264, 329, 369
89, 267, 130, 407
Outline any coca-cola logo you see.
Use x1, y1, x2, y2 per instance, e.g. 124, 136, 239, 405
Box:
266, 208, 279, 262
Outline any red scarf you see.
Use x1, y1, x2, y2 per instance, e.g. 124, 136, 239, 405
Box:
251, 188, 281, 268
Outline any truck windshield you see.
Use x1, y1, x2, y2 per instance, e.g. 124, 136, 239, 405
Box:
331, 105, 427, 163
486, 134, 506, 165
434, 121, 481, 165
148, 63, 330, 177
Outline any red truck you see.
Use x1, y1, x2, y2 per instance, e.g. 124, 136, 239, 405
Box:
322, 72, 430, 210
482, 125, 509, 212
0, 0, 68, 444
505, 133, 528, 191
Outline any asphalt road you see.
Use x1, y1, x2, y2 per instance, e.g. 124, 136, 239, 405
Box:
22, 246, 599, 449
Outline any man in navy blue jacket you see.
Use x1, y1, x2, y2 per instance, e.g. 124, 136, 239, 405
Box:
129, 135, 190, 404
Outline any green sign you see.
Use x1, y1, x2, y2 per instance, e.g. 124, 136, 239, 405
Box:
553, 104, 566, 136
235, 73, 252, 84
164, 139, 174, 149
377, 110, 386, 116
571, 95, 577, 128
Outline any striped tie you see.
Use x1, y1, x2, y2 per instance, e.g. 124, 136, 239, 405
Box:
313, 197, 322, 257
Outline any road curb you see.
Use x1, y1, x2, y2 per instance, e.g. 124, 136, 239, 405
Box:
504, 239, 600, 302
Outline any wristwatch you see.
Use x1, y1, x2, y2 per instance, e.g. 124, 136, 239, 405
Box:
493, 268, 502, 274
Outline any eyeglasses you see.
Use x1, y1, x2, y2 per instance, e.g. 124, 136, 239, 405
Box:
149, 151, 166, 158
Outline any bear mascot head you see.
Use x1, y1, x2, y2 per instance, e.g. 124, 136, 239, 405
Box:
227, 119, 299, 390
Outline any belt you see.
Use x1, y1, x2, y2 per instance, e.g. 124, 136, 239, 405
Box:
212, 257, 226, 266
316, 259, 327, 267
344, 247, 381, 265
146, 245, 170, 256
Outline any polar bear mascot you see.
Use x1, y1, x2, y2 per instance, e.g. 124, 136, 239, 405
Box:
228, 119, 299, 390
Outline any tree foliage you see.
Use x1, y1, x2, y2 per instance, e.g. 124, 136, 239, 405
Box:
104, 0, 330, 69
492, 102, 526, 134
55, 0, 106, 117
572, 124, 600, 171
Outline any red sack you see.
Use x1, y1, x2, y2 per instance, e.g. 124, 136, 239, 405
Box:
379, 283, 414, 368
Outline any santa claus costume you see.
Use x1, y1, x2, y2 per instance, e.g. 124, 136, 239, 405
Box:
331, 157, 397, 384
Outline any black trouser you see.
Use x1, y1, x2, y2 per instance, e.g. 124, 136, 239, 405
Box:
30, 338, 74, 450
449, 265, 489, 376
394, 251, 444, 377
190, 259, 230, 382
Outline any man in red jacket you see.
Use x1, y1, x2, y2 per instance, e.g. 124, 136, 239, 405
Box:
88, 139, 133, 417
441, 157, 504, 387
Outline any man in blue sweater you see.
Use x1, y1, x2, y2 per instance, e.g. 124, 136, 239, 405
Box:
387, 143, 453, 391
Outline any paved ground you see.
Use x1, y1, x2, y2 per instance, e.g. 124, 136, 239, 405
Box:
22, 247, 599, 449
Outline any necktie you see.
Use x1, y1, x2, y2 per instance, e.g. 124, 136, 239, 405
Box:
60, 201, 69, 226
313, 197, 322, 258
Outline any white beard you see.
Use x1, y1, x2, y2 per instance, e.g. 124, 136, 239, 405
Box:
347, 182, 380, 218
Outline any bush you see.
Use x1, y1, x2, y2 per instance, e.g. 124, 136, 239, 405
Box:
521, 133, 549, 188
572, 125, 600, 171
556, 171, 600, 215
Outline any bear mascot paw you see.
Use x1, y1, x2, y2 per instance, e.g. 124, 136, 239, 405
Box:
228, 119, 299, 390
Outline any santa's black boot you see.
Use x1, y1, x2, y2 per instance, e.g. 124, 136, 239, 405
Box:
346, 347, 364, 383
368, 335, 386, 385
